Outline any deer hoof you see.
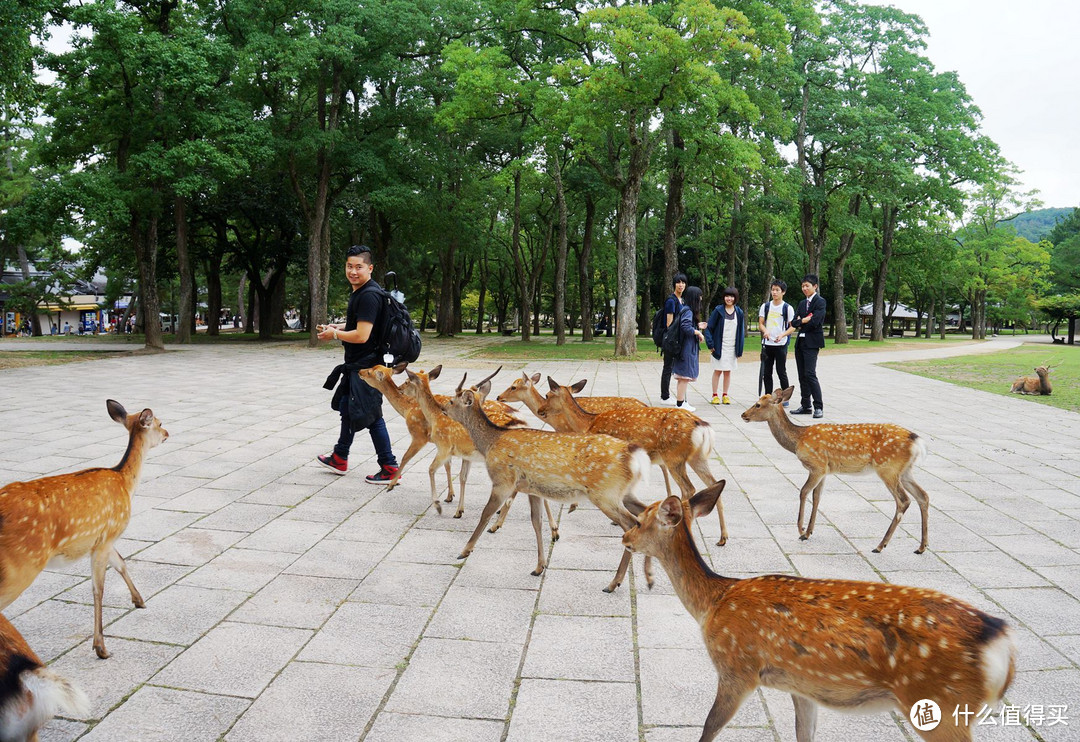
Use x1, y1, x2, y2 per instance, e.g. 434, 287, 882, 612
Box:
445, 493, 454, 503
134, 598, 146, 609
871, 546, 882, 553
551, 531, 560, 543
914, 547, 926, 554
716, 536, 727, 547
602, 582, 620, 594
799, 534, 809, 541
94, 643, 111, 660
487, 525, 500, 534
433, 502, 442, 515
457, 550, 470, 560
568, 503, 577, 513
453, 511, 463, 519
531, 568, 544, 577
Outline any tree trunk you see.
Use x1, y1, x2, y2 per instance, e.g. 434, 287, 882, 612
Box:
550, 147, 569, 345
237, 273, 247, 331
133, 210, 164, 350
511, 170, 530, 341
579, 193, 596, 342
205, 250, 222, 337
174, 194, 195, 343
831, 195, 862, 344
436, 236, 456, 337
870, 204, 898, 342
661, 128, 685, 291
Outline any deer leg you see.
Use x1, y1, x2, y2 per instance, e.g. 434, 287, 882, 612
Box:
443, 460, 455, 503
454, 460, 470, 518
90, 547, 111, 659
527, 495, 547, 576
902, 471, 931, 554
805, 476, 828, 539
488, 494, 514, 533
545, 500, 559, 542
797, 470, 826, 539
599, 504, 641, 593
459, 485, 514, 560
873, 473, 911, 553
792, 694, 819, 742
109, 547, 144, 608
386, 436, 426, 493
427, 451, 449, 515
699, 680, 755, 742
660, 464, 673, 497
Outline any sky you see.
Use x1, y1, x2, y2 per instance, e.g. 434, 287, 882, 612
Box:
887, 0, 1080, 210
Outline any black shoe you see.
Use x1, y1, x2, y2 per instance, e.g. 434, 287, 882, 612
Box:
789, 406, 813, 415
813, 409, 823, 419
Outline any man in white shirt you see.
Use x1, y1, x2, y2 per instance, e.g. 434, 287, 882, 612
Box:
758, 280, 794, 401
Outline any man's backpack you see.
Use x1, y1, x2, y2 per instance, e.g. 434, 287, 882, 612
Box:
365, 282, 422, 364
651, 307, 667, 349
662, 308, 684, 356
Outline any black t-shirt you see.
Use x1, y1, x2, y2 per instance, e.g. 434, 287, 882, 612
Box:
343, 280, 383, 365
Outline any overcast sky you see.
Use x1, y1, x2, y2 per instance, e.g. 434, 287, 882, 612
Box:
887, 0, 1080, 210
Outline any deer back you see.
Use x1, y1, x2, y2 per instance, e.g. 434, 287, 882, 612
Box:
793, 423, 921, 475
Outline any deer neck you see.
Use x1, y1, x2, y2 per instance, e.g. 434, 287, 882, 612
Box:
556, 396, 596, 433
1039, 373, 1051, 394
520, 385, 546, 416
658, 524, 737, 622
455, 403, 502, 455
377, 380, 412, 416
766, 410, 804, 455
414, 385, 446, 422
112, 429, 149, 490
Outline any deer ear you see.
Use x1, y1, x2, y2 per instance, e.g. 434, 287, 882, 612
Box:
405, 369, 419, 382
689, 480, 725, 520
429, 365, 442, 380
570, 379, 588, 393
393, 362, 408, 375
658, 496, 684, 527
779, 386, 794, 403
530, 373, 541, 384
478, 379, 492, 396
547, 376, 560, 392
138, 409, 154, 428
107, 399, 128, 424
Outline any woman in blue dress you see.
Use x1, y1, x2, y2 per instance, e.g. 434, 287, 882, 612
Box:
671, 286, 706, 412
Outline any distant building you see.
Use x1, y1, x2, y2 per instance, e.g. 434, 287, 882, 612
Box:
1, 265, 130, 336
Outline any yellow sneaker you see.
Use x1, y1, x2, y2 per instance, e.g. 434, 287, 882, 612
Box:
722, 394, 732, 405
710, 395, 721, 405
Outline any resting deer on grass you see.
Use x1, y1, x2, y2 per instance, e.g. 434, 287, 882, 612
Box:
538, 377, 726, 546
1010, 364, 1055, 395
496, 372, 647, 416
742, 387, 930, 553
0, 612, 89, 741
623, 481, 1017, 742
0, 400, 168, 659
445, 375, 652, 593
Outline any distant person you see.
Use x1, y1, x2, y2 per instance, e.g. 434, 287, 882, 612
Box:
659, 272, 687, 404
790, 273, 826, 418
705, 286, 745, 405
316, 245, 400, 483
758, 280, 794, 401
671, 285, 706, 412
62, 321, 71, 335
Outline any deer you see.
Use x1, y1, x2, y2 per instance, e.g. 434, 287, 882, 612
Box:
0, 400, 168, 659
496, 372, 647, 416
1010, 364, 1055, 395
0, 612, 90, 741
395, 366, 558, 537
537, 377, 727, 546
444, 374, 653, 593
622, 481, 1017, 742
741, 386, 930, 554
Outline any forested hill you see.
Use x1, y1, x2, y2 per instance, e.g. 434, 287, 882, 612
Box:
1005, 208, 1075, 242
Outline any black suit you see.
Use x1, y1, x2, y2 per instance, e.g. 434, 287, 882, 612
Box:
792, 292, 826, 411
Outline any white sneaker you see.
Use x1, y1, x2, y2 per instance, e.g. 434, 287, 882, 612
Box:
676, 401, 696, 412
660, 397, 677, 406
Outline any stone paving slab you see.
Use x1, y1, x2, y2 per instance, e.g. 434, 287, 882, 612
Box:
1, 337, 1077, 740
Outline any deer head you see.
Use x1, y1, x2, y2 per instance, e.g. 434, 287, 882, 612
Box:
622, 481, 726, 558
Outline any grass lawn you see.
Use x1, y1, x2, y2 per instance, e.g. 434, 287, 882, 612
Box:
0, 350, 138, 370
883, 344, 1080, 413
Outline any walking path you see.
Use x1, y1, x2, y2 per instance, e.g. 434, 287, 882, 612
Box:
1, 337, 1076, 741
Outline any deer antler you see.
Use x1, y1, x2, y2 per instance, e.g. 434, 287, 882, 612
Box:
456, 373, 468, 394
473, 366, 502, 390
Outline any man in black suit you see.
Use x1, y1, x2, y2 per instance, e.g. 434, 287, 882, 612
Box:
789, 273, 826, 418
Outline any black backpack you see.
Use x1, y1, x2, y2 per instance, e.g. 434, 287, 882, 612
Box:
662, 308, 685, 356
365, 282, 422, 364
651, 307, 667, 349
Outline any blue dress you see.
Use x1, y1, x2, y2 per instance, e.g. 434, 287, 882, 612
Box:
670, 306, 700, 380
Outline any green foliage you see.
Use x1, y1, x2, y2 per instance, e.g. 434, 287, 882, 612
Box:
1009, 207, 1074, 243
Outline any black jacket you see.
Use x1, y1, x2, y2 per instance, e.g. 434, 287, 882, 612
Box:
324, 359, 384, 432
793, 293, 827, 350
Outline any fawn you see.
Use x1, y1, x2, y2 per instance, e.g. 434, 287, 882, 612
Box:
537, 377, 726, 545
0, 613, 89, 741
0, 400, 168, 659
496, 372, 647, 415
623, 481, 1016, 742
742, 387, 930, 553
445, 375, 652, 593
1010, 365, 1054, 395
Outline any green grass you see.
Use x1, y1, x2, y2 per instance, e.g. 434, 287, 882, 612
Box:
883, 345, 1080, 413
0, 350, 135, 370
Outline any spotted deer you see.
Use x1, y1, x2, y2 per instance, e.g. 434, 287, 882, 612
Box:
496, 372, 647, 416
445, 375, 652, 593
0, 400, 168, 659
0, 612, 89, 740
623, 481, 1016, 742
537, 377, 726, 546
1010, 364, 1054, 395
741, 386, 930, 553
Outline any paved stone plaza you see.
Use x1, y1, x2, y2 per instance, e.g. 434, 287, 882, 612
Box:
1, 337, 1077, 741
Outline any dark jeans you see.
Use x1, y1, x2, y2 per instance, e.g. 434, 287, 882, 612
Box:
333, 391, 397, 467
761, 344, 790, 394
660, 350, 675, 400
794, 342, 823, 410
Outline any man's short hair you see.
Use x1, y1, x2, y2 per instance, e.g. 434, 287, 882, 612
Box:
347, 245, 373, 265
672, 272, 688, 287
802, 273, 819, 287
770, 279, 787, 293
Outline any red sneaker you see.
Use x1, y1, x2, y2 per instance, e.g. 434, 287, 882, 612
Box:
365, 465, 399, 485
317, 452, 347, 475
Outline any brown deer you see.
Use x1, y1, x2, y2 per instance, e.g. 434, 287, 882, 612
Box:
1010, 365, 1054, 395
537, 377, 726, 546
496, 372, 647, 416
444, 375, 652, 593
0, 612, 89, 740
741, 387, 930, 554
623, 481, 1016, 742
0, 400, 168, 659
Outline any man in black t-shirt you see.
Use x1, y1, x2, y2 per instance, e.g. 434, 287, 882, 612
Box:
316, 245, 400, 483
